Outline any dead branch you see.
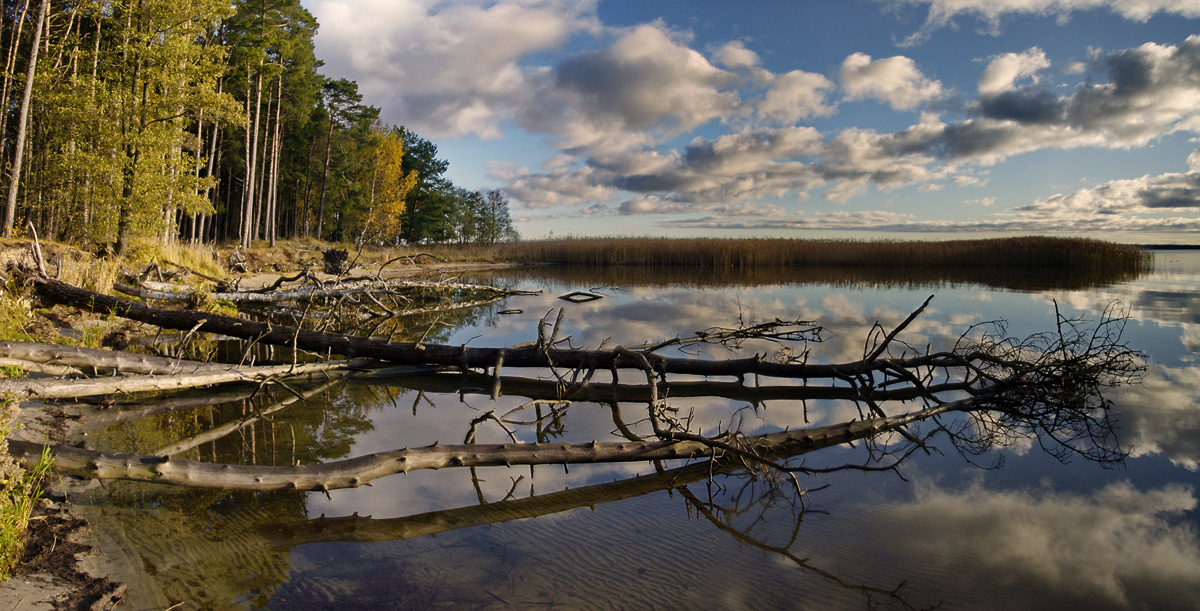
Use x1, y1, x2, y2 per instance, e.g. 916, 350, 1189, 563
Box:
6, 396, 964, 491
0, 341, 229, 375
0, 358, 378, 401
28, 274, 866, 379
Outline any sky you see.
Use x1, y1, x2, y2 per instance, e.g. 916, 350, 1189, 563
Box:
301, 0, 1200, 243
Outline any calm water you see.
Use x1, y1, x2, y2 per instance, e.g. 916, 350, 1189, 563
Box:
78, 252, 1200, 610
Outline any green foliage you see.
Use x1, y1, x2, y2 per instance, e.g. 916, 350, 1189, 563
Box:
0, 401, 53, 581
11, 0, 507, 252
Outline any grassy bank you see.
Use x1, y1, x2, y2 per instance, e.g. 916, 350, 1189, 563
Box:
0, 398, 52, 581
409, 236, 1152, 271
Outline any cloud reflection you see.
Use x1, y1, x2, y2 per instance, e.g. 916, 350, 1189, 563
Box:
873, 480, 1200, 610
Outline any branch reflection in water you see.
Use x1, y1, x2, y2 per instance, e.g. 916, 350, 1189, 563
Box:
67, 255, 1200, 610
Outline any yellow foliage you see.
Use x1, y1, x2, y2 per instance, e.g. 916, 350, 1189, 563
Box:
360, 121, 417, 244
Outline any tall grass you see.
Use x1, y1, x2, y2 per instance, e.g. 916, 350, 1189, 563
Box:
0, 397, 53, 581
477, 236, 1152, 271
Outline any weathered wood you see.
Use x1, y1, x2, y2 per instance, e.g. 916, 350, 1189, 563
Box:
0, 358, 378, 401
113, 278, 538, 304
5, 398, 963, 491
30, 274, 938, 380
0, 341, 226, 375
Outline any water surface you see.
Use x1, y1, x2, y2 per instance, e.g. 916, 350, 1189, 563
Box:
79, 253, 1200, 610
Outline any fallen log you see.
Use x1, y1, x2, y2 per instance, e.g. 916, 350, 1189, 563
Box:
8, 263, 1143, 492
0, 358, 378, 401
5, 396, 966, 491
113, 278, 539, 304
29, 273, 912, 380
0, 341, 228, 375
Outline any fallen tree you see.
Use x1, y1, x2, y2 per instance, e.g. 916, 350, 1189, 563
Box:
4, 263, 1145, 492
4, 392, 987, 491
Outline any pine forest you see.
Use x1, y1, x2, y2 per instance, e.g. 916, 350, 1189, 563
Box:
0, 0, 518, 253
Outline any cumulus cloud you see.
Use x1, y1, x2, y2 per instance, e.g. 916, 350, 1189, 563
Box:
759, 70, 837, 123
886, 36, 1200, 166
895, 0, 1200, 46
313, 1, 1200, 236
979, 48, 1052, 95
839, 53, 944, 111
1013, 165, 1200, 219
550, 25, 744, 135
712, 40, 761, 71
308, 0, 597, 138
495, 163, 616, 208
873, 480, 1200, 609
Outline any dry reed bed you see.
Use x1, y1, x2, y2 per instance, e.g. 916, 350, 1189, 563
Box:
427, 236, 1151, 271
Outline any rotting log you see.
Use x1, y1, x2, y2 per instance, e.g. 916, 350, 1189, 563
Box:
8, 262, 1144, 491
5, 397, 967, 491
0, 358, 380, 401
0, 341, 229, 375
31, 274, 932, 380
114, 278, 539, 304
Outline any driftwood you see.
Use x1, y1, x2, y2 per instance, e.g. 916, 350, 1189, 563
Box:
0, 357, 380, 401
30, 274, 859, 379
5, 395, 970, 491
4, 261, 1145, 495
113, 277, 539, 304
0, 341, 229, 375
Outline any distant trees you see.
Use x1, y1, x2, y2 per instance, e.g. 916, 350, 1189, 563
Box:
0, 0, 516, 251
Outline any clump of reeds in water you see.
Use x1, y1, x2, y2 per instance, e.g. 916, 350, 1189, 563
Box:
487, 236, 1153, 271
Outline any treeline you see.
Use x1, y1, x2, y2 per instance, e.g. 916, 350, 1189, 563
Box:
0, 0, 516, 253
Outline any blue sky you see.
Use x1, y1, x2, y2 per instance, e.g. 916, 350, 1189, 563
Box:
303, 0, 1200, 243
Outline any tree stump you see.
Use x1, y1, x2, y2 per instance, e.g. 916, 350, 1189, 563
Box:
323, 248, 349, 275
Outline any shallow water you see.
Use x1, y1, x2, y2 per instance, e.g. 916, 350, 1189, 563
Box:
79, 252, 1200, 610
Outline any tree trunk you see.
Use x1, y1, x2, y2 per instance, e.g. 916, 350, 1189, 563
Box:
2, 0, 47, 237
267, 73, 282, 247
4, 401, 958, 491
31, 274, 928, 381
241, 64, 263, 249
315, 113, 334, 239
0, 357, 379, 401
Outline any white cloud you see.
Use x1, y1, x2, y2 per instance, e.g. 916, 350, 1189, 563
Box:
840, 53, 944, 111
759, 70, 837, 123
895, 0, 1200, 45
874, 480, 1200, 609
495, 163, 616, 208
712, 40, 761, 70
550, 25, 744, 135
308, 0, 598, 138
979, 48, 1052, 95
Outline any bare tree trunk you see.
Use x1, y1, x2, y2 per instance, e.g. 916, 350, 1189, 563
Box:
240, 65, 262, 249
4, 403, 953, 491
267, 73, 282, 247
315, 113, 334, 239
2, 0, 47, 237
0, 0, 32, 161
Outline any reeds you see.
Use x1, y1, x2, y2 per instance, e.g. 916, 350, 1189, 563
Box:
482, 236, 1152, 271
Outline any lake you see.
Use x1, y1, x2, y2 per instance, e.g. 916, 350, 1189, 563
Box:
77, 251, 1200, 610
